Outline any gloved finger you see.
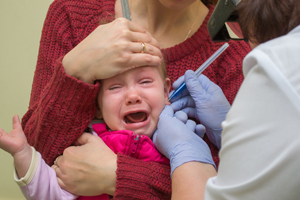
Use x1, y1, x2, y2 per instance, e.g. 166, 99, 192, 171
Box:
169, 75, 190, 103
152, 129, 158, 144
168, 89, 190, 103
184, 71, 207, 99
159, 105, 174, 118
185, 120, 196, 132
174, 111, 188, 123
195, 124, 206, 138
198, 74, 221, 95
170, 95, 195, 112
172, 75, 184, 89
180, 107, 196, 119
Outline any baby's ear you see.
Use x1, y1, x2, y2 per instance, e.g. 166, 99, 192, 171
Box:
164, 78, 171, 105
95, 108, 103, 119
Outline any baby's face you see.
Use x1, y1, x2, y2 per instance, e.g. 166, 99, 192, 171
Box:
97, 66, 170, 138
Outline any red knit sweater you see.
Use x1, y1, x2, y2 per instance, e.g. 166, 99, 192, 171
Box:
21, 0, 251, 199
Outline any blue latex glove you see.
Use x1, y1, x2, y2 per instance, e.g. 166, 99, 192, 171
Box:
153, 106, 215, 176
170, 70, 231, 149
174, 111, 206, 137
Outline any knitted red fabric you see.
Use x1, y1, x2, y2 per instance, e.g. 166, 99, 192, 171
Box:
115, 153, 171, 200
21, 0, 251, 199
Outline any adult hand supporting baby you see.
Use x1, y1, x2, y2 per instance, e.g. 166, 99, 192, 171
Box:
170, 71, 231, 149
153, 106, 215, 175
63, 18, 163, 84
53, 132, 117, 196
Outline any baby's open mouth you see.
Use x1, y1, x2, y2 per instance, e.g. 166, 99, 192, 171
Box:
124, 112, 148, 124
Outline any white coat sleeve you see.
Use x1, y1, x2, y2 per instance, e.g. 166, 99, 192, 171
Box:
204, 45, 300, 200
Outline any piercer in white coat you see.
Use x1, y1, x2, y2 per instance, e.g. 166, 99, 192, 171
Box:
153, 0, 300, 199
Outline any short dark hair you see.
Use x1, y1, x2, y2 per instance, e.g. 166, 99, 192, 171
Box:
237, 0, 300, 44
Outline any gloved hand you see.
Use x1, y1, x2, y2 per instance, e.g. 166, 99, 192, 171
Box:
153, 106, 215, 176
170, 70, 231, 149
174, 111, 206, 138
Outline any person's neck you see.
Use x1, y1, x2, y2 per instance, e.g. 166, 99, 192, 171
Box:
130, 0, 209, 48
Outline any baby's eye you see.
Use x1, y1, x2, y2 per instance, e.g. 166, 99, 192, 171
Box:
140, 79, 153, 84
108, 85, 121, 90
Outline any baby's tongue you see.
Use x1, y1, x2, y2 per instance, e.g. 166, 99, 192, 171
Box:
126, 112, 147, 123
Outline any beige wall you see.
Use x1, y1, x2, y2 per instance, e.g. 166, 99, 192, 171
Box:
0, 1, 54, 199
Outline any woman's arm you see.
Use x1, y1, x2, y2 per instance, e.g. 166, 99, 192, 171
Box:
21, 0, 101, 165
23, 0, 167, 198
115, 154, 171, 199
22, 0, 162, 165
54, 132, 172, 199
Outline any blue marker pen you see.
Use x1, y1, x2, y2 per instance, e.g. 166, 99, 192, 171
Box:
168, 42, 229, 101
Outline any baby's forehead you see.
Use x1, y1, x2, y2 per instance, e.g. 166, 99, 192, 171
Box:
102, 65, 164, 82
129, 65, 161, 72
131, 64, 166, 78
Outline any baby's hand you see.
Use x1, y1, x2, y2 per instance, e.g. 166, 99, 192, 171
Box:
0, 115, 30, 156
0, 115, 32, 178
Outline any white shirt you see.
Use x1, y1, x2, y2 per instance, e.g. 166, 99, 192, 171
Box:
205, 25, 300, 200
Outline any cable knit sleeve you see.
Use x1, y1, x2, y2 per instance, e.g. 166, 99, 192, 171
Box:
21, 0, 100, 165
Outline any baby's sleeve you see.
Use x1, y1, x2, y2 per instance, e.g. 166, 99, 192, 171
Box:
14, 147, 78, 200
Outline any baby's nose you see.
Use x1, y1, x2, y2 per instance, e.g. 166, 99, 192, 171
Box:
126, 89, 142, 105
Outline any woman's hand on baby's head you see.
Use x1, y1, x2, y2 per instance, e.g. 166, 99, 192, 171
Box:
0, 115, 31, 157
62, 18, 163, 84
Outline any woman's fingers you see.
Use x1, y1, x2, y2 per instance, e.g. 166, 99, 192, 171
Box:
51, 137, 117, 196
63, 17, 163, 83
128, 30, 161, 50
124, 17, 147, 33
51, 165, 67, 190
117, 53, 162, 74
111, 19, 161, 56
132, 41, 162, 57
125, 18, 160, 47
